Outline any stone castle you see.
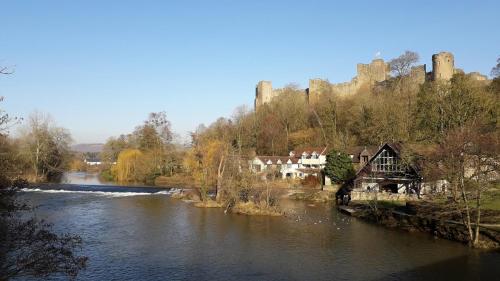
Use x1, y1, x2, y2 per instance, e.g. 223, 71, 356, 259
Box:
255, 51, 488, 109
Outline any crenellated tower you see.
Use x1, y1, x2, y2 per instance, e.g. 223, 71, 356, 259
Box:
432, 52, 455, 81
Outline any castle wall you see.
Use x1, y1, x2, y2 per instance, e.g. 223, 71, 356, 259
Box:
468, 72, 488, 81
255, 81, 280, 109
255, 51, 487, 110
357, 59, 389, 83
330, 79, 362, 96
432, 52, 455, 81
409, 64, 426, 84
307, 79, 331, 104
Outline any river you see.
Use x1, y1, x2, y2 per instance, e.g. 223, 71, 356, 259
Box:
16, 173, 500, 280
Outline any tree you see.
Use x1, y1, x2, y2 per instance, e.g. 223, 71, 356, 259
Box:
1, 91, 87, 279
18, 112, 72, 182
184, 138, 229, 202
100, 135, 130, 164
491, 56, 500, 78
136, 112, 176, 176
388, 50, 420, 77
431, 124, 499, 247
0, 179, 88, 279
271, 85, 308, 152
324, 150, 355, 184
111, 149, 155, 183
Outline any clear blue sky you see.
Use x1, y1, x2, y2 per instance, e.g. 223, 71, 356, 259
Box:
1, 0, 499, 143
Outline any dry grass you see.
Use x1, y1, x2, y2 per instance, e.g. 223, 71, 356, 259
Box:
194, 200, 223, 208
154, 175, 198, 188
232, 201, 282, 216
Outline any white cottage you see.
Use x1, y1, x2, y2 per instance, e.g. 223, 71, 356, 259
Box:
250, 147, 331, 184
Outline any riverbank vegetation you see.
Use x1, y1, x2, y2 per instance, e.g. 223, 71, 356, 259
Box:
343, 200, 500, 249
2, 53, 499, 245
93, 53, 500, 230
0, 108, 73, 183
1, 71, 87, 279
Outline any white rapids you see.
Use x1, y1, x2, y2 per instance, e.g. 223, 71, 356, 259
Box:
20, 188, 181, 198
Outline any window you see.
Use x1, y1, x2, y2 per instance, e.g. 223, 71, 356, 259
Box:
362, 156, 368, 163
253, 164, 261, 172
371, 149, 404, 173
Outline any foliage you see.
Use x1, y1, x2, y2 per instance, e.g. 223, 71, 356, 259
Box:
324, 150, 355, 184
0, 177, 88, 280
0, 91, 87, 279
100, 112, 182, 183
491, 56, 500, 78
184, 137, 228, 201
18, 112, 73, 182
112, 149, 151, 182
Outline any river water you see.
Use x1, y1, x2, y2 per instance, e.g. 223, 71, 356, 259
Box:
16, 173, 500, 280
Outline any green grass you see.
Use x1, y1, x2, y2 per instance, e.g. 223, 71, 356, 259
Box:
482, 196, 500, 211
482, 184, 500, 211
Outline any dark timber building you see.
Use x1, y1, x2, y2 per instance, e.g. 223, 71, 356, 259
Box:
346, 143, 421, 194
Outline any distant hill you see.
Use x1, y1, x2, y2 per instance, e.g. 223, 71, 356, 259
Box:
71, 143, 104, 153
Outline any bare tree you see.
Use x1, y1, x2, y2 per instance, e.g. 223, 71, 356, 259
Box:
433, 125, 499, 247
491, 56, 500, 78
18, 112, 72, 182
388, 50, 420, 77
1, 67, 22, 134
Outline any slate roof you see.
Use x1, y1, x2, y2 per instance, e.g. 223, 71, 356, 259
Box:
255, 156, 299, 164
290, 146, 329, 157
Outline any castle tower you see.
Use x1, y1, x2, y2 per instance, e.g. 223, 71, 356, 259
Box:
307, 79, 329, 105
255, 81, 273, 110
432, 52, 454, 81
356, 59, 389, 84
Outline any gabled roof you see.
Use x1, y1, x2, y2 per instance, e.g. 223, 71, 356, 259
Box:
345, 145, 379, 163
354, 142, 420, 178
290, 146, 328, 157
254, 156, 299, 164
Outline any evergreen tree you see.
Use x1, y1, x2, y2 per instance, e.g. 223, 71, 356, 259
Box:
324, 150, 355, 184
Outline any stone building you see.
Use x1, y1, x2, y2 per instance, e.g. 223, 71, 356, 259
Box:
254, 51, 489, 110
432, 51, 455, 81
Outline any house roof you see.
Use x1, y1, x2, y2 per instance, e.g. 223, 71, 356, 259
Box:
255, 156, 299, 164
290, 146, 329, 157
345, 145, 379, 163
354, 142, 421, 179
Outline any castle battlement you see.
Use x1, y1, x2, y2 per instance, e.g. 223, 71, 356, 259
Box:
254, 51, 487, 110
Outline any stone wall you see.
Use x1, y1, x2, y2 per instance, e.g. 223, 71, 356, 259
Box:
351, 191, 419, 201
409, 64, 427, 84
432, 52, 455, 81
255, 81, 285, 109
255, 51, 488, 109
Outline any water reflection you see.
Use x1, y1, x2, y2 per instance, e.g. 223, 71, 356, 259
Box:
17, 181, 500, 281
61, 172, 111, 186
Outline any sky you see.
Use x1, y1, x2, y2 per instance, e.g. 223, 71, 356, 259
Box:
1, 0, 499, 144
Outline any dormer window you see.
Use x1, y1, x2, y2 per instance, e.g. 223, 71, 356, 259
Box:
362, 156, 368, 163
